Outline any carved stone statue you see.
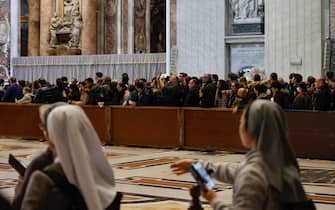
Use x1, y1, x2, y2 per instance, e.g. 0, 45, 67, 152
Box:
135, 0, 146, 18
68, 16, 82, 48
105, 0, 117, 17
49, 0, 82, 50
135, 28, 146, 53
49, 14, 62, 48
231, 0, 261, 22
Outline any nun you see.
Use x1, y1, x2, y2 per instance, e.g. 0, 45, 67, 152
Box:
171, 100, 314, 210
22, 104, 120, 210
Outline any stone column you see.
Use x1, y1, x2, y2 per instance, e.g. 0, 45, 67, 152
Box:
128, 0, 134, 54
122, 0, 128, 54
28, 0, 40, 56
145, 0, 150, 52
39, 0, 53, 56
171, 0, 176, 47
117, 0, 122, 54
82, 0, 97, 54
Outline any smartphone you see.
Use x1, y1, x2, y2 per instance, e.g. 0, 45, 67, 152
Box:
8, 154, 26, 176
189, 161, 215, 189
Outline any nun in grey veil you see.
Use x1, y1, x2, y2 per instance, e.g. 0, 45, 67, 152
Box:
171, 100, 314, 210
246, 100, 308, 204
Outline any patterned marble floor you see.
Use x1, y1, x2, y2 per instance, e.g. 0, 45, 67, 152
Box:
0, 138, 334, 210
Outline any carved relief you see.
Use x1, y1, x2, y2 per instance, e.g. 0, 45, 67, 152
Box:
105, 0, 117, 17
0, 0, 10, 79
134, 0, 146, 53
49, 0, 82, 51
230, 0, 263, 23
135, 0, 146, 18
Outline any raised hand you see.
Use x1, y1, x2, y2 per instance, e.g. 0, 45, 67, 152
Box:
170, 159, 196, 175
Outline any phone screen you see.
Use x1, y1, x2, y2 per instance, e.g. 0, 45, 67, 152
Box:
190, 162, 215, 189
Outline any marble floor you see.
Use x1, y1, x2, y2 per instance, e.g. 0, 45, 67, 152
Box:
0, 138, 334, 210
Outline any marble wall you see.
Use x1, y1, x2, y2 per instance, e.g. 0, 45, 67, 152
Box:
0, 0, 10, 79
105, 0, 118, 54
265, 0, 323, 79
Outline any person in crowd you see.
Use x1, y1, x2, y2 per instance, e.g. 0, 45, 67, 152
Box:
117, 83, 130, 106
326, 71, 334, 84
18, 80, 26, 88
314, 77, 331, 111
178, 73, 189, 105
211, 74, 219, 85
150, 77, 163, 105
239, 77, 248, 89
199, 74, 216, 108
232, 88, 249, 111
160, 75, 181, 106
85, 77, 100, 105
21, 104, 121, 210
184, 78, 200, 107
3, 77, 23, 102
225, 82, 240, 108
271, 81, 289, 109
33, 79, 57, 104
68, 79, 80, 102
227, 73, 239, 89
269, 72, 278, 85
95, 72, 104, 86
215, 80, 229, 108
54, 78, 67, 102
292, 83, 312, 110
254, 83, 269, 100
0, 79, 5, 100
121, 73, 130, 86
100, 77, 120, 105
171, 100, 313, 210
128, 81, 151, 106
71, 81, 89, 105
16, 87, 33, 104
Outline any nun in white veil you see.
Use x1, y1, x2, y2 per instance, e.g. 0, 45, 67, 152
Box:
22, 104, 118, 210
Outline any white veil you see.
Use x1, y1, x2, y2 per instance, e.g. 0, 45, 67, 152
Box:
46, 105, 116, 210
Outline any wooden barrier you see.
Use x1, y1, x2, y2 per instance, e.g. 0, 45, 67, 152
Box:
0, 104, 43, 139
110, 106, 180, 148
82, 106, 111, 145
0, 104, 334, 160
183, 108, 245, 151
286, 111, 335, 160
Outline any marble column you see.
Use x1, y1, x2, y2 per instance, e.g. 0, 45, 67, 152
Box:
28, 0, 40, 56
117, 0, 122, 54
122, 0, 128, 54
82, 0, 97, 54
170, 0, 176, 47
105, 0, 117, 54
128, 0, 134, 54
145, 0, 150, 52
39, 0, 53, 56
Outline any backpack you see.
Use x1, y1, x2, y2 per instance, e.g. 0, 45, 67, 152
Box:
43, 169, 88, 210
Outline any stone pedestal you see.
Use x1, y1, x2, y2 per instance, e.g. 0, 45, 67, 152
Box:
82, 0, 97, 54
39, 0, 53, 56
28, 0, 40, 56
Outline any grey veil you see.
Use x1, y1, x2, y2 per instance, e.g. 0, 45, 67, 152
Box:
246, 100, 306, 202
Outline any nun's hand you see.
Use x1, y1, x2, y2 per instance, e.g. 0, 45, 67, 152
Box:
170, 159, 196, 175
201, 184, 216, 203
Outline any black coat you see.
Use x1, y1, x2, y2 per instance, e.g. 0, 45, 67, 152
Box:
315, 86, 331, 111
184, 88, 200, 107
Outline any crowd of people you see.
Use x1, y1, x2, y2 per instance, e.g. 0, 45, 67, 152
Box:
0, 71, 335, 111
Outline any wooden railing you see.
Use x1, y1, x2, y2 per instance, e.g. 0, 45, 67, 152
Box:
0, 104, 334, 160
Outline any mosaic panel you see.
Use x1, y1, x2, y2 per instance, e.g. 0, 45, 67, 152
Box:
114, 157, 178, 169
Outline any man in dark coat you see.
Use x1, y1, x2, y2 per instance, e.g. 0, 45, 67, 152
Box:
314, 78, 331, 111
3, 77, 23, 102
